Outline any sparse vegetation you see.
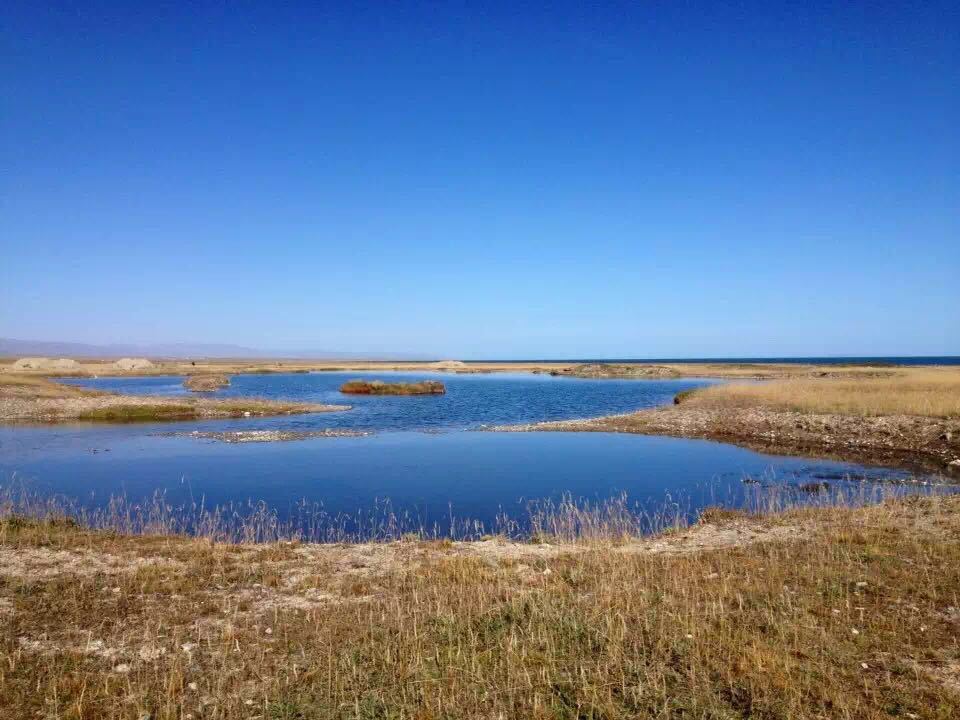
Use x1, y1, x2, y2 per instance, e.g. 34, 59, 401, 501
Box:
340, 379, 446, 395
1, 492, 959, 718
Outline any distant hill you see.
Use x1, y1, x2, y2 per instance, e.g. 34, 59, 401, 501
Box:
0, 338, 426, 360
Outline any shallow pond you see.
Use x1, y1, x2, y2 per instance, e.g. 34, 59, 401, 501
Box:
0, 372, 940, 538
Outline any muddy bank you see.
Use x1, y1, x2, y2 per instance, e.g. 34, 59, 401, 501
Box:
492, 404, 960, 477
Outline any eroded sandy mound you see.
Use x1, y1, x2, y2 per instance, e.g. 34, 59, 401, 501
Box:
114, 358, 154, 371
12, 357, 79, 371
429, 360, 467, 369
12, 358, 46, 370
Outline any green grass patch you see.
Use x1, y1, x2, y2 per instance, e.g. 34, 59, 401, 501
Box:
78, 404, 199, 422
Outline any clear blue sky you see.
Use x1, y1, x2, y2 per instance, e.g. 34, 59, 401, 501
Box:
2, 1, 957, 358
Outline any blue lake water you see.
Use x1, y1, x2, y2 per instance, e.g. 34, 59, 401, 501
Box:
0, 372, 938, 538
60, 371, 719, 432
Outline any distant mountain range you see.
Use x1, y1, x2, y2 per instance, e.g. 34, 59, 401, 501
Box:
0, 338, 428, 360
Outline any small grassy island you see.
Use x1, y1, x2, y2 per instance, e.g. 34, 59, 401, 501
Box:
340, 379, 446, 395
183, 373, 231, 392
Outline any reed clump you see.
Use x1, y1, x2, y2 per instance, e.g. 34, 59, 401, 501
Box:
340, 379, 446, 395
182, 373, 230, 392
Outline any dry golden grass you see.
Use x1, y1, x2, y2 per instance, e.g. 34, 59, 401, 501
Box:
688, 367, 960, 418
0, 373, 100, 399
2, 495, 960, 718
662, 363, 904, 380
183, 373, 231, 392
340, 379, 446, 395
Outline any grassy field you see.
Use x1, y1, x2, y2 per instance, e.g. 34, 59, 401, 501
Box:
687, 367, 960, 418
1, 494, 959, 718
